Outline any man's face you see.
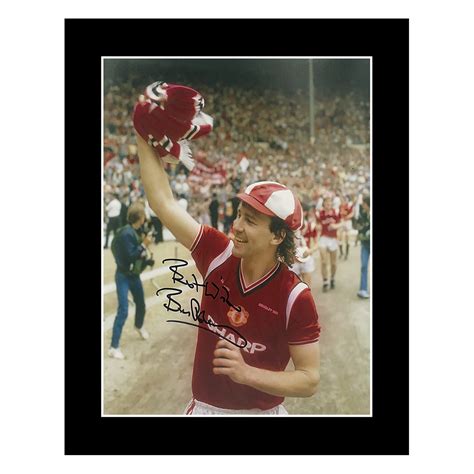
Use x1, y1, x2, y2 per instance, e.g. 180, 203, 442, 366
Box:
231, 203, 279, 260
323, 198, 333, 211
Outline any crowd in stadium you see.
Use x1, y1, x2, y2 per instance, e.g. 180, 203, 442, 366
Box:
103, 79, 370, 236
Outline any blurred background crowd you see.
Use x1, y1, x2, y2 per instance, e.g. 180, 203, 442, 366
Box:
103, 59, 370, 243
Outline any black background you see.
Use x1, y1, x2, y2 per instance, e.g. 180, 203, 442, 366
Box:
65, 19, 408, 455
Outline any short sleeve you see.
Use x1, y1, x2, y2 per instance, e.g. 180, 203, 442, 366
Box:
286, 288, 321, 345
190, 225, 231, 278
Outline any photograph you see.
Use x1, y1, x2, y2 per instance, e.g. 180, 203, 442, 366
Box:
102, 57, 371, 416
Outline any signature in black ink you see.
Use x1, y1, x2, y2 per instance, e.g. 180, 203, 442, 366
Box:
162, 258, 205, 291
162, 258, 241, 312
156, 287, 247, 348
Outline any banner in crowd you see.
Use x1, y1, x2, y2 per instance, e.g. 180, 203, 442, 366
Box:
188, 152, 227, 185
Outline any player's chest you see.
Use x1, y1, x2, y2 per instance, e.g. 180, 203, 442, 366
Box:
202, 269, 285, 339
321, 215, 336, 225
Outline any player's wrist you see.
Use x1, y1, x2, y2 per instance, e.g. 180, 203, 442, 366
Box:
241, 364, 258, 387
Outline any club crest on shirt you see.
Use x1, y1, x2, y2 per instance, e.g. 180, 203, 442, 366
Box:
227, 305, 249, 327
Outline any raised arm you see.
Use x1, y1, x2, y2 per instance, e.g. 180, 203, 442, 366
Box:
136, 133, 200, 250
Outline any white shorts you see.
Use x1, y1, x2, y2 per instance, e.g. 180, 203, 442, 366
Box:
291, 256, 315, 276
184, 398, 288, 415
319, 235, 339, 252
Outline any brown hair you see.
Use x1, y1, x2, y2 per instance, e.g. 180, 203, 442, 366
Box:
269, 217, 296, 267
127, 202, 145, 225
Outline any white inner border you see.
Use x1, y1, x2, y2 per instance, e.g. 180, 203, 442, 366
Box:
101, 56, 372, 418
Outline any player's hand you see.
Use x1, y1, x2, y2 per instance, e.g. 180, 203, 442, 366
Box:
212, 338, 250, 385
142, 235, 152, 247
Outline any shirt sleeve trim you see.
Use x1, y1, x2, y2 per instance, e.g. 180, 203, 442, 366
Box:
285, 282, 309, 330
288, 338, 320, 345
190, 225, 204, 253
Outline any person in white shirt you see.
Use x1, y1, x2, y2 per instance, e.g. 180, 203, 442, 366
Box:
177, 193, 188, 212
239, 155, 250, 173
146, 199, 163, 243
104, 194, 122, 249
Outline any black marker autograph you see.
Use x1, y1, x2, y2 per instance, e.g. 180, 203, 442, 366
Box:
156, 287, 247, 348
162, 258, 241, 312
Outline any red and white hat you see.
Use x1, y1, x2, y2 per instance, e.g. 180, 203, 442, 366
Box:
237, 181, 303, 231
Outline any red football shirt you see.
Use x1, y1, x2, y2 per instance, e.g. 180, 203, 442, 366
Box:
317, 209, 341, 238
302, 220, 318, 247
189, 225, 321, 410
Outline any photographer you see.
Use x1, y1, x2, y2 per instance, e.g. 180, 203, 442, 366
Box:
108, 202, 154, 360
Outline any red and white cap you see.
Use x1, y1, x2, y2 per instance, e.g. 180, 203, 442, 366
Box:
237, 181, 303, 231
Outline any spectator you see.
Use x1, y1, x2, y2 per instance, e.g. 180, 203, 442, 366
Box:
146, 199, 164, 244
104, 193, 122, 249
119, 193, 130, 227
177, 193, 188, 212
198, 203, 211, 226
338, 194, 355, 260
103, 79, 370, 243
355, 195, 370, 299
209, 192, 219, 229
223, 198, 234, 235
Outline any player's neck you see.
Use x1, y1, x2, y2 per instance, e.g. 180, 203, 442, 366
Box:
241, 253, 279, 287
